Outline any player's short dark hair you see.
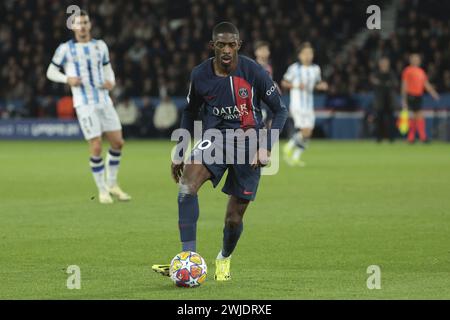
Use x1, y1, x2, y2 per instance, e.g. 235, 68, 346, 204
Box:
212, 22, 239, 39
297, 42, 313, 54
75, 9, 89, 18
71, 10, 89, 28
254, 41, 269, 52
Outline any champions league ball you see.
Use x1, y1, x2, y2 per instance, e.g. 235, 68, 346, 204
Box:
170, 251, 207, 288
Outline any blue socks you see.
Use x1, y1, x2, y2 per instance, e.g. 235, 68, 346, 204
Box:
178, 193, 199, 252
221, 222, 243, 257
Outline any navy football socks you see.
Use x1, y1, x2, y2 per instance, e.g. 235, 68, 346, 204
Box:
178, 193, 199, 252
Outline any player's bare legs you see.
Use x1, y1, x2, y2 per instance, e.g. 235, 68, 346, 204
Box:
104, 130, 124, 150
89, 136, 103, 157
215, 195, 250, 281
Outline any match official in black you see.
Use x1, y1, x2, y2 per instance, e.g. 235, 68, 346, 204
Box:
370, 57, 398, 142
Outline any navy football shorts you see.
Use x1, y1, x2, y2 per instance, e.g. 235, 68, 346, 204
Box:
189, 134, 261, 201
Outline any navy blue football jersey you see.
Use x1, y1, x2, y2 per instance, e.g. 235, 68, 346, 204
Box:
181, 55, 288, 139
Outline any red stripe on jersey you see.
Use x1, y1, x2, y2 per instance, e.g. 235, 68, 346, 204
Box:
232, 76, 256, 129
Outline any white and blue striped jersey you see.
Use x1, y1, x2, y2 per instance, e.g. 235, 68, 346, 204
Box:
51, 39, 112, 107
283, 63, 321, 112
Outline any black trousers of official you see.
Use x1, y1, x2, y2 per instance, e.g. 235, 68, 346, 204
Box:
374, 93, 396, 142
375, 108, 396, 142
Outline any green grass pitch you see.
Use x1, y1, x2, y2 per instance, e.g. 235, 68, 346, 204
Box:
0, 139, 449, 299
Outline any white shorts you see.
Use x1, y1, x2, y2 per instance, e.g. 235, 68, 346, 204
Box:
75, 103, 122, 140
290, 105, 315, 129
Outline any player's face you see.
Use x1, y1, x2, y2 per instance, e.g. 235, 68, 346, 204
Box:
379, 58, 390, 72
72, 16, 91, 39
410, 54, 421, 67
212, 33, 241, 69
255, 46, 270, 60
299, 48, 314, 65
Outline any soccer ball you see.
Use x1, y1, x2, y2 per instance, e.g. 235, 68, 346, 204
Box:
170, 251, 207, 288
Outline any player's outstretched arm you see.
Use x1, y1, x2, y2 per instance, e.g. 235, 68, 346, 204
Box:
425, 80, 440, 100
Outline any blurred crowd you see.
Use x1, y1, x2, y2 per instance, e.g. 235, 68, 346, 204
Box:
333, 0, 450, 94
0, 0, 449, 119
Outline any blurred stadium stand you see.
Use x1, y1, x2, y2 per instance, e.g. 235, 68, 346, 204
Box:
0, 0, 449, 140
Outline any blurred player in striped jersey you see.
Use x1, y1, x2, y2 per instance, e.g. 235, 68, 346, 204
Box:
46, 10, 131, 204
282, 42, 328, 166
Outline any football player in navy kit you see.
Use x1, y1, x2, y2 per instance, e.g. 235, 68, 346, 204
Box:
153, 22, 288, 281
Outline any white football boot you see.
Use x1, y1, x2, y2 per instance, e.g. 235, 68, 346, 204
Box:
108, 185, 132, 201
99, 191, 114, 204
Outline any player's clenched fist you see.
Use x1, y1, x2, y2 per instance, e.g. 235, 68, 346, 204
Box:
67, 77, 82, 87
251, 148, 271, 169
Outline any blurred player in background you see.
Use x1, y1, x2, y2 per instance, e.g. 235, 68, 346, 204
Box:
371, 57, 398, 142
254, 41, 275, 128
282, 42, 328, 166
254, 41, 273, 77
401, 53, 440, 143
46, 11, 131, 204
